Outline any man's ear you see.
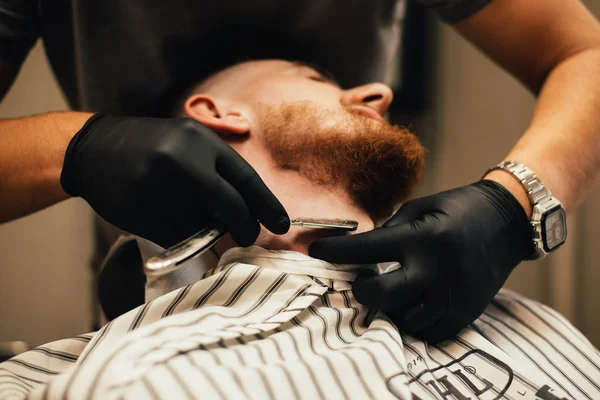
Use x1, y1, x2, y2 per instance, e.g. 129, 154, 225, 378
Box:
183, 94, 250, 136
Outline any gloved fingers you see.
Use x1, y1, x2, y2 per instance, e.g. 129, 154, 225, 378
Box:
128, 203, 182, 249
206, 175, 260, 247
151, 221, 188, 250
382, 198, 428, 228
399, 290, 448, 335
352, 266, 424, 311
150, 230, 181, 250
416, 294, 487, 343
168, 187, 213, 246
121, 168, 206, 248
216, 152, 289, 235
309, 223, 417, 264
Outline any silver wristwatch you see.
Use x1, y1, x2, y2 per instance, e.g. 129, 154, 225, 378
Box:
485, 161, 567, 260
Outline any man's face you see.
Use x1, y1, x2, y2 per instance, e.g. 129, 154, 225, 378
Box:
185, 60, 425, 221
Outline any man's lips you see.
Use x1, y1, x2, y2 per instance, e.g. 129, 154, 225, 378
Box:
347, 105, 385, 123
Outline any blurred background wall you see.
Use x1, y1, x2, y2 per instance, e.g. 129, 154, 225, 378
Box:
0, 42, 96, 347
0, 1, 598, 348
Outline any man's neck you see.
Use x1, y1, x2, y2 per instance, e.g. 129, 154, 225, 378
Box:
215, 169, 374, 257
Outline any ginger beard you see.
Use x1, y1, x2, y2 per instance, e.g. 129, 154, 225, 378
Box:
259, 102, 426, 222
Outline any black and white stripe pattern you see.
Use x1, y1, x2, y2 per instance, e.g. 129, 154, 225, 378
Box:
0, 246, 598, 399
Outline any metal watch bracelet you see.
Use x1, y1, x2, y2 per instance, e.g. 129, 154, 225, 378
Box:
484, 161, 552, 208
483, 161, 566, 260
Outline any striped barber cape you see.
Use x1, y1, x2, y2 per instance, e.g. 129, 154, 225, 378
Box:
1, 246, 599, 399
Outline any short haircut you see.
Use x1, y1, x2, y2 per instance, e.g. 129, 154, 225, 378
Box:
154, 24, 331, 117
170, 59, 339, 118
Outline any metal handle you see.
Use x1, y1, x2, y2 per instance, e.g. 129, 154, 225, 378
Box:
290, 218, 358, 231
144, 220, 226, 277
144, 218, 358, 278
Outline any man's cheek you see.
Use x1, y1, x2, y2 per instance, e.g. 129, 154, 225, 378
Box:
267, 84, 332, 104
244, 83, 289, 105
317, 110, 348, 131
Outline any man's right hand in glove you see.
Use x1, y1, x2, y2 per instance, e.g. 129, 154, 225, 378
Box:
60, 114, 290, 248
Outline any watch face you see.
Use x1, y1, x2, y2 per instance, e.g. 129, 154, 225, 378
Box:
542, 207, 567, 251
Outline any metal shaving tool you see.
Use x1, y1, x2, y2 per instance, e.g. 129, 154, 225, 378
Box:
145, 219, 226, 277
144, 218, 359, 277
291, 218, 358, 231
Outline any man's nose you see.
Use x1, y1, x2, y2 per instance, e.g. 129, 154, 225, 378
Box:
341, 83, 394, 117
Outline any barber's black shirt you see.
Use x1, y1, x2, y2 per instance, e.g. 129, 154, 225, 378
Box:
0, 0, 492, 116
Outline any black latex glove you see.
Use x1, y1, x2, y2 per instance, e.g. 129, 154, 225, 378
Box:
61, 115, 289, 248
309, 180, 533, 343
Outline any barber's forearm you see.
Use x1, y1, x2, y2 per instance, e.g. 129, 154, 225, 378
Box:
0, 111, 93, 222
485, 48, 600, 215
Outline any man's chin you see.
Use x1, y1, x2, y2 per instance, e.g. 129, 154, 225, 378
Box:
260, 101, 425, 220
